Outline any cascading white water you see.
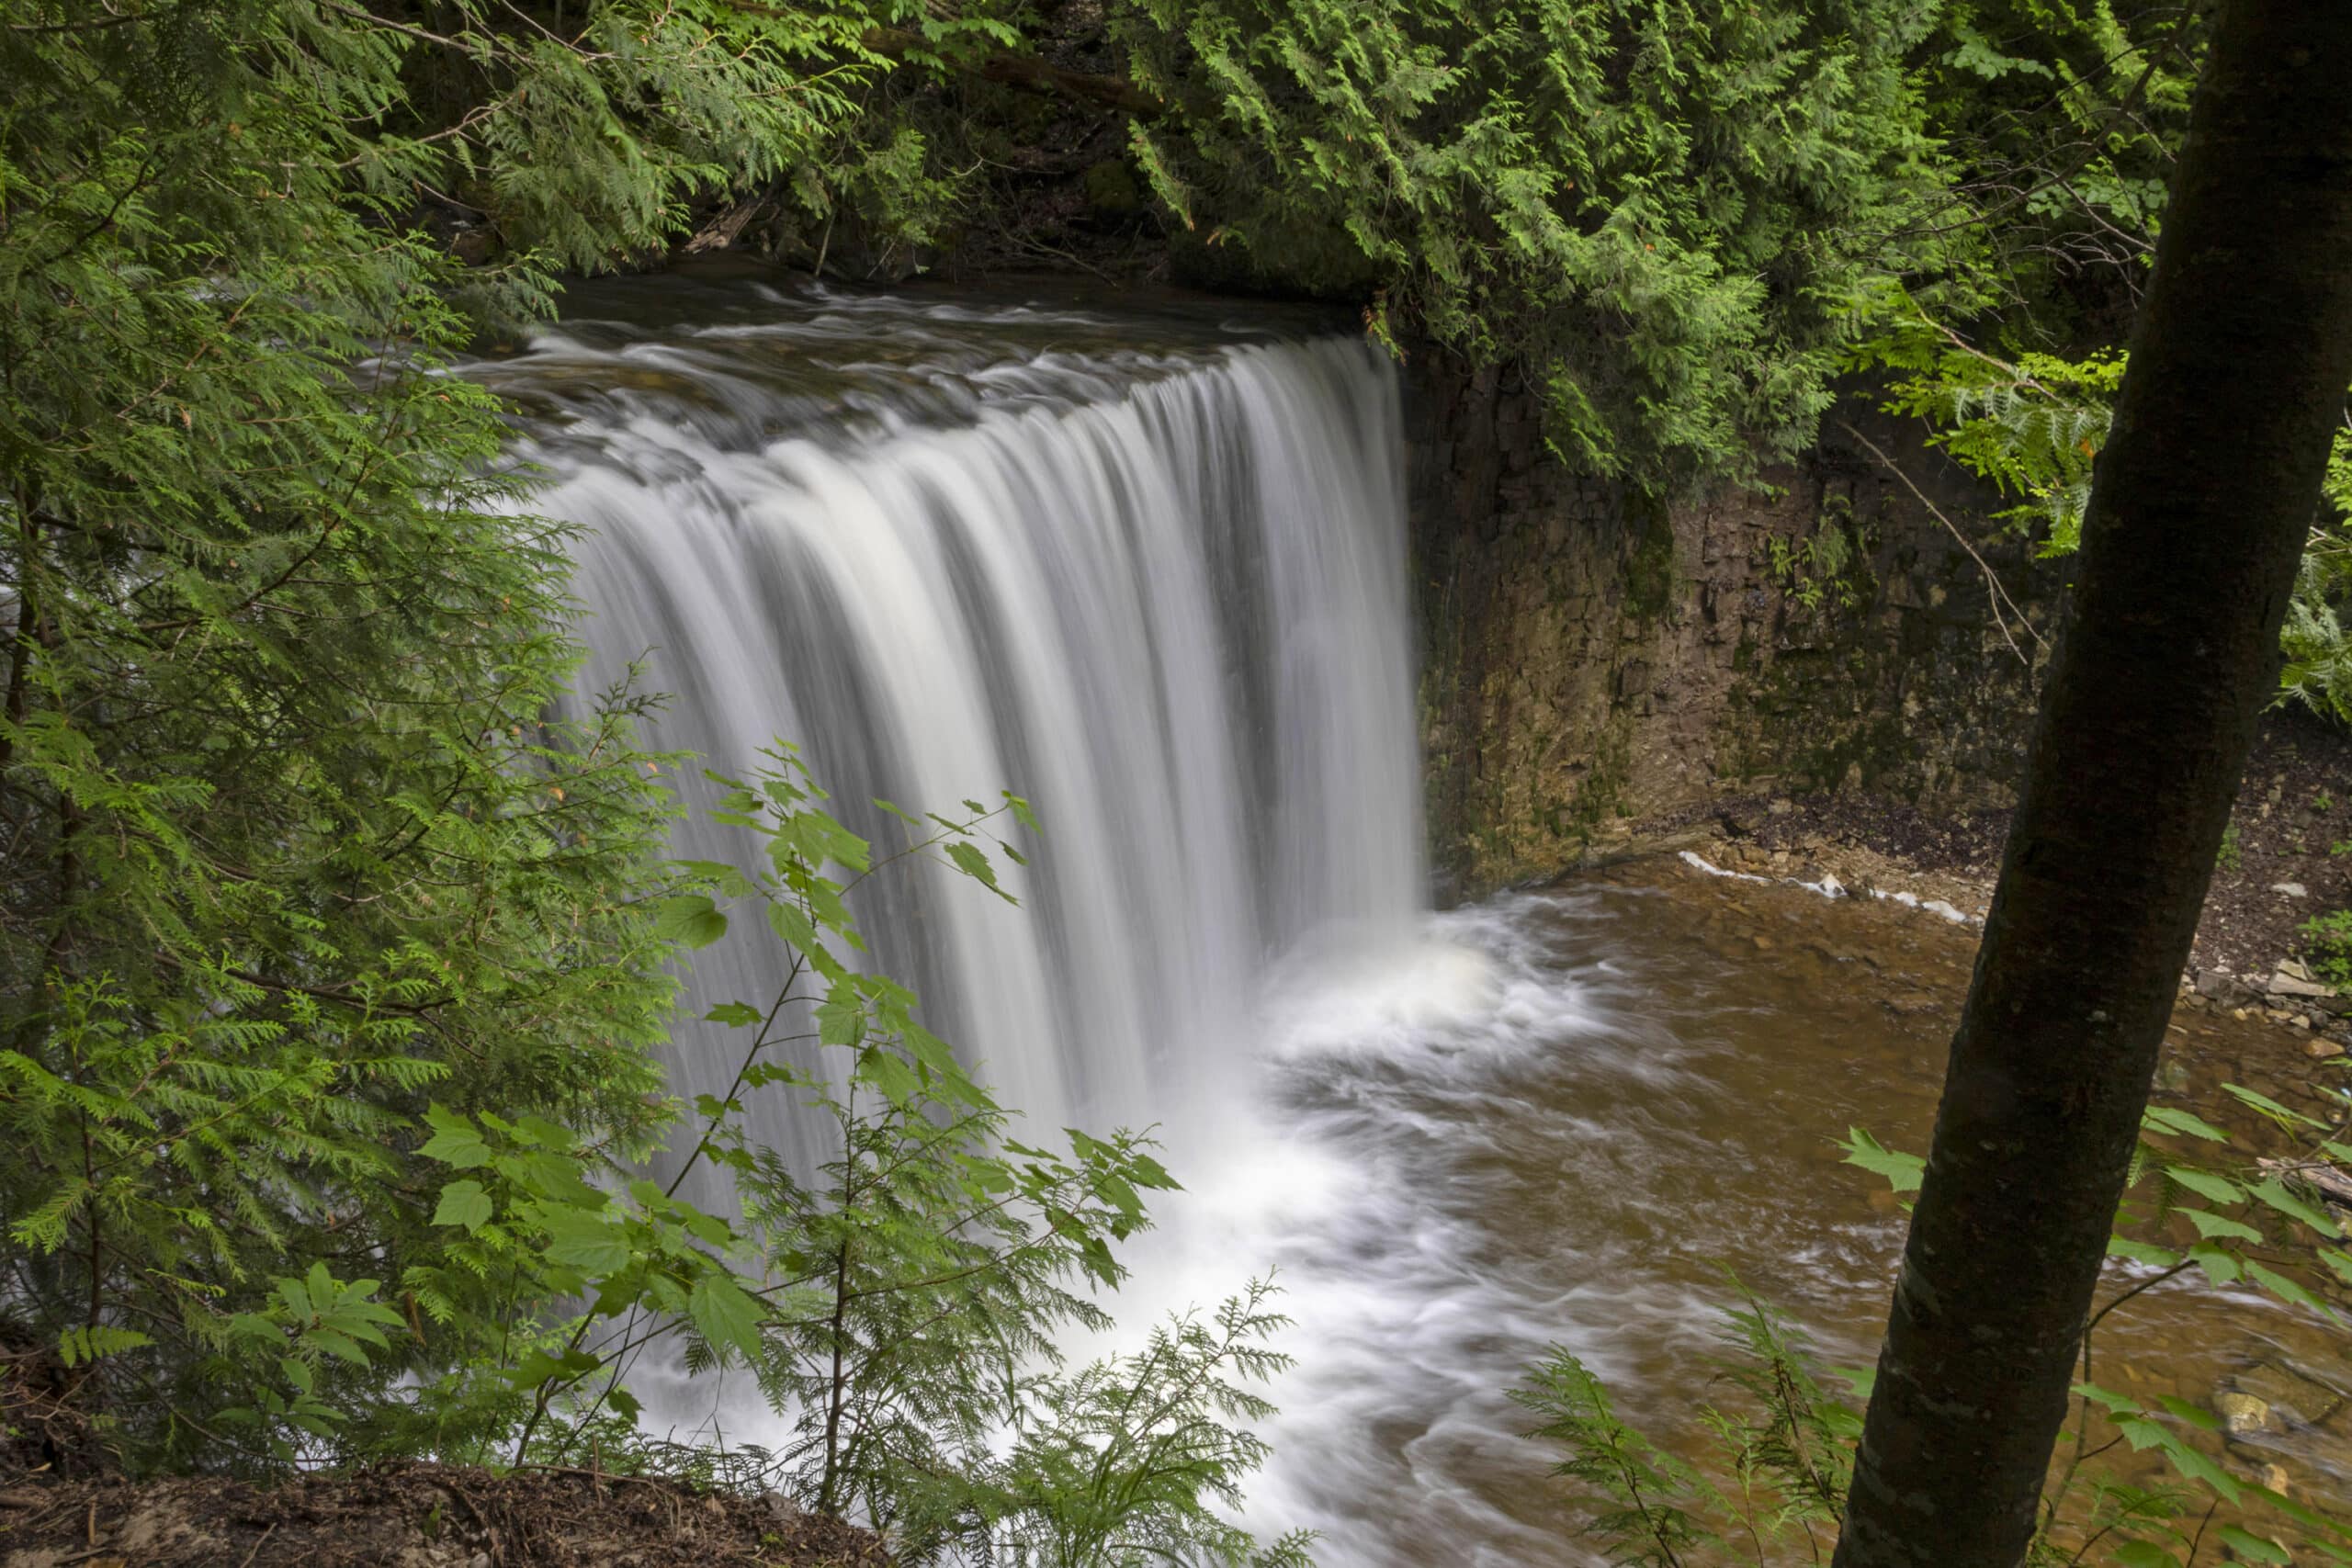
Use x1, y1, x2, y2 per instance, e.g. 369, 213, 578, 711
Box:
481, 284, 1678, 1565
484, 282, 1423, 1166
477, 283, 1657, 1565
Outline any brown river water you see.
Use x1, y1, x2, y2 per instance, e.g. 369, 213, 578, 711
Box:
1190, 856, 2352, 1565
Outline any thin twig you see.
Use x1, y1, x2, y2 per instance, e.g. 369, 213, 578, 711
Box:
1837, 418, 2048, 664
233, 1523, 277, 1568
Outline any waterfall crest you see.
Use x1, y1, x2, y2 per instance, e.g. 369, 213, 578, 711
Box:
493, 288, 1421, 1154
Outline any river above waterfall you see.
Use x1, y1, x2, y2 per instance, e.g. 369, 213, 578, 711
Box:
480, 276, 2349, 1564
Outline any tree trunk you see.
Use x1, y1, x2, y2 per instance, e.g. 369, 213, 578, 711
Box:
1832, 6, 2352, 1565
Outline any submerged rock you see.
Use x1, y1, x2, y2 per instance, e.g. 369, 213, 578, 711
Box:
2216, 1389, 2279, 1434
2231, 1360, 2348, 1427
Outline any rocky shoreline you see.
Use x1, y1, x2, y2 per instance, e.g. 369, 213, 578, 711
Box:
1605, 732, 2352, 1055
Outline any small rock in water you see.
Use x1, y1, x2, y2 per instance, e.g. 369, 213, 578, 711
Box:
2214, 1390, 2278, 1434
2307, 1037, 2346, 1059
2231, 1360, 2349, 1426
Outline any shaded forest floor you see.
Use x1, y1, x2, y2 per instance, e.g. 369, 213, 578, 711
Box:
0, 1458, 888, 1568
2, 1275, 877, 1567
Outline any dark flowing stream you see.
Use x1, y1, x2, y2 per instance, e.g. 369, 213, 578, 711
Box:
478, 276, 2351, 1563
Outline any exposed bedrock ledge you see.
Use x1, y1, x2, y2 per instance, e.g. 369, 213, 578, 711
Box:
1405, 348, 2064, 899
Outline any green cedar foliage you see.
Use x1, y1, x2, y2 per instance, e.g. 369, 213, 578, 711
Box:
1907, 0, 2202, 332
0, 0, 978, 1470
1112, 0, 1950, 491
1516, 1293, 1856, 1565
978, 1279, 1317, 1568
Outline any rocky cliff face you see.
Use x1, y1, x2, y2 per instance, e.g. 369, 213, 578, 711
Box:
1406, 350, 2064, 898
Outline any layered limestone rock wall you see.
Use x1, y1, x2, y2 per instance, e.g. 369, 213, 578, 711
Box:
1406, 351, 2065, 897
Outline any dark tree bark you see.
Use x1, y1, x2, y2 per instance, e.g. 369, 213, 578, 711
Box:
1832, 6, 2352, 1566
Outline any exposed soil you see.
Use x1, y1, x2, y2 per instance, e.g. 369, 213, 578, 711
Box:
0, 1464, 889, 1568
1631, 705, 2352, 987
2207, 709, 2352, 979
2, 1335, 885, 1566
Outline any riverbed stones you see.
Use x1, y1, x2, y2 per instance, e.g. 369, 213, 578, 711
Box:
2268, 959, 2333, 999
2231, 1359, 2348, 1427
2197, 967, 2263, 1007
2215, 1389, 2280, 1434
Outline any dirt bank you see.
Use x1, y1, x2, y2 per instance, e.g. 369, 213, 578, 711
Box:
1623, 705, 2352, 1012
0, 1464, 889, 1568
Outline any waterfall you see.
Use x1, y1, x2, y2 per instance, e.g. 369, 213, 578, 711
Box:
492, 287, 1423, 1160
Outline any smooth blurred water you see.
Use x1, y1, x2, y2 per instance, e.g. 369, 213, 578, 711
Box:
483, 276, 1421, 1195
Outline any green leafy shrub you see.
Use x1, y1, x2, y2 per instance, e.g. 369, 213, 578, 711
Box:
6, 725, 1310, 1561
0, 0, 1068, 1481
1850, 285, 2352, 721
1765, 497, 1876, 616
1849, 290, 2126, 557
2301, 911, 2352, 994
